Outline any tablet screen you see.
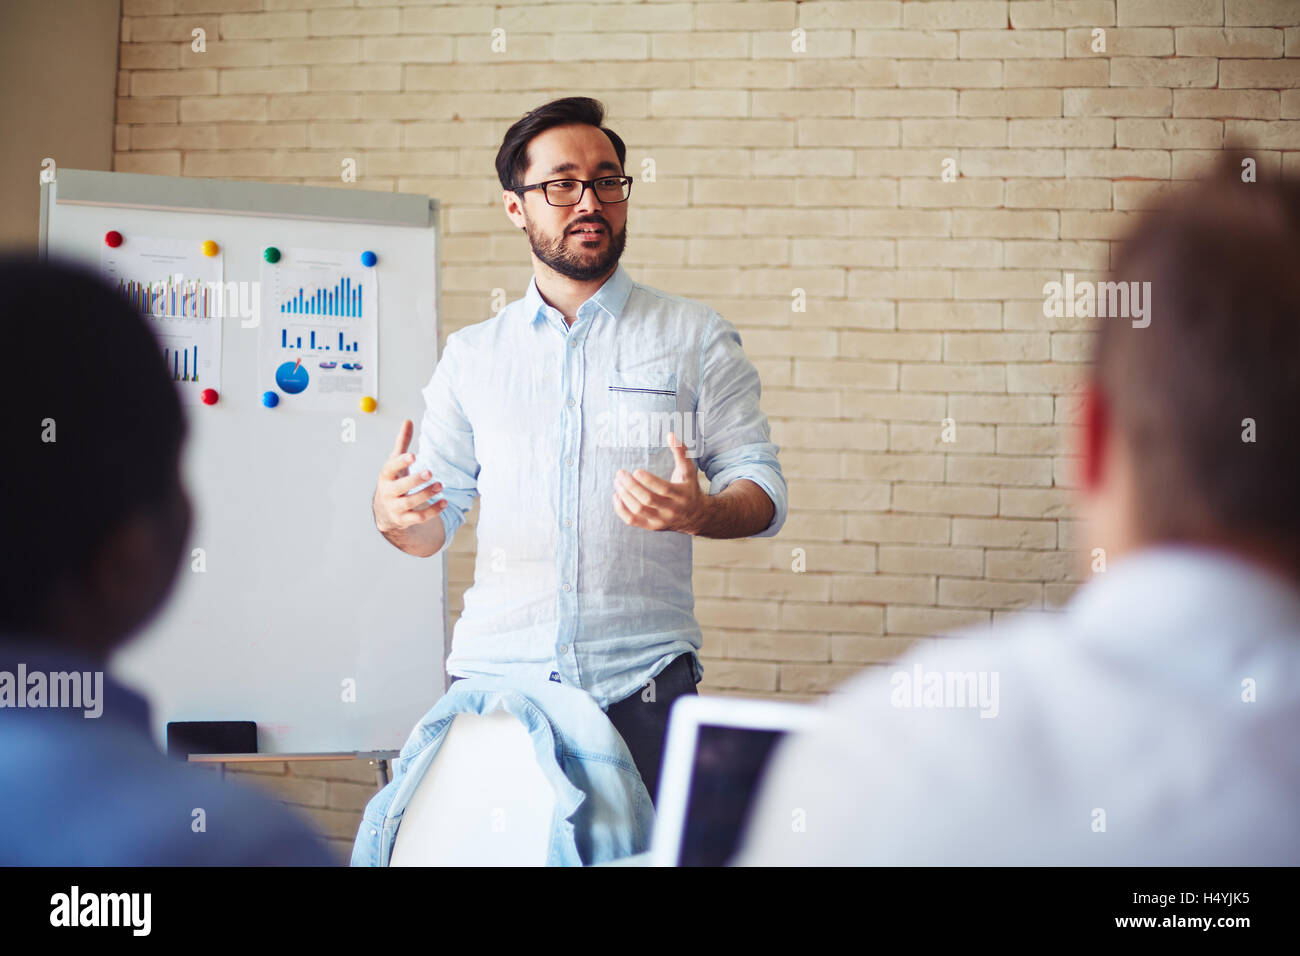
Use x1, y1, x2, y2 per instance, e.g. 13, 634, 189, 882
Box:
676, 724, 786, 866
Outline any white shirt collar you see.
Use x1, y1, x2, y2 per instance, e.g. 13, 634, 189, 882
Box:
1066, 544, 1300, 647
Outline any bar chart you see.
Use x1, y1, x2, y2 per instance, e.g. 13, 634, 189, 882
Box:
100, 235, 224, 407
278, 275, 364, 318
162, 345, 200, 383
116, 276, 217, 319
278, 329, 361, 351
259, 247, 378, 411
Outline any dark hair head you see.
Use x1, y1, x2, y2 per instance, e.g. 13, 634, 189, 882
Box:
1094, 149, 1300, 555
0, 254, 187, 636
495, 96, 627, 193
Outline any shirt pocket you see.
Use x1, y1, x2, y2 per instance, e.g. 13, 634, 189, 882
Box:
602, 370, 682, 464
607, 369, 678, 405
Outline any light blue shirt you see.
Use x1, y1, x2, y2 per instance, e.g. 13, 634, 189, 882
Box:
411, 262, 786, 709
735, 546, 1300, 865
0, 632, 338, 866
351, 675, 654, 866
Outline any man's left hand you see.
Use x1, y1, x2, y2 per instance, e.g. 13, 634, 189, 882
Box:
612, 432, 708, 534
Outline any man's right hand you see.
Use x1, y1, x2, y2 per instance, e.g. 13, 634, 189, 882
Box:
374, 419, 448, 549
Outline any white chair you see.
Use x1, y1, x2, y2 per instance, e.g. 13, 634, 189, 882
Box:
389, 710, 557, 866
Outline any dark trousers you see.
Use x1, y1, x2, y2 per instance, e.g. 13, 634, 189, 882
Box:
448, 652, 698, 807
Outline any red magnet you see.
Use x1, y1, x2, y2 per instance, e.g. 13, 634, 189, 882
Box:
200, 388, 219, 405
104, 230, 123, 248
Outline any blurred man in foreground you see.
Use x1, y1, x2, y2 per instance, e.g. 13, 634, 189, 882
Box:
0, 256, 335, 865
736, 155, 1300, 865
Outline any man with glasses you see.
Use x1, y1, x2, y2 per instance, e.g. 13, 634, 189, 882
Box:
371, 96, 786, 803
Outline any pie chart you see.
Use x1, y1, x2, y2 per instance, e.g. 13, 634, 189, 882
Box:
275, 359, 310, 394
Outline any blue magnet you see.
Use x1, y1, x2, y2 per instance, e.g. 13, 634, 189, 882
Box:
360, 250, 377, 267
262, 390, 280, 408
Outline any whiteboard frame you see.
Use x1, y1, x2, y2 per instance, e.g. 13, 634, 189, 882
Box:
38, 168, 452, 752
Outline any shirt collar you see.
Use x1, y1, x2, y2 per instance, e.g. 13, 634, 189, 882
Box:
1066, 544, 1300, 645
523, 261, 634, 326
0, 629, 152, 733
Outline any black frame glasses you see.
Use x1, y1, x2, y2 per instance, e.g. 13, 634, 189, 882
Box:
514, 176, 633, 206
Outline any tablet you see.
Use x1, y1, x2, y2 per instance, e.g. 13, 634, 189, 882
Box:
650, 694, 828, 867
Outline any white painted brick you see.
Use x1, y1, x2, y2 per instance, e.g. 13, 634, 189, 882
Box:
832, 573, 937, 604
753, 30, 853, 59
855, 29, 956, 58
1118, 0, 1224, 27
939, 578, 1043, 609
1003, 58, 1109, 86
1006, 178, 1113, 208
1221, 59, 1300, 88
887, 605, 992, 635
960, 88, 1062, 117
898, 301, 1004, 329
1066, 27, 1175, 58
1174, 89, 1279, 119
879, 545, 985, 576
892, 484, 999, 516
1116, 117, 1223, 148
903, 2, 1009, 29
899, 60, 1003, 88
1011, 1, 1116, 29
799, 1, 903, 29
1110, 57, 1219, 87
1009, 118, 1115, 147
901, 362, 1007, 391
953, 518, 1057, 548
902, 178, 1004, 207
1176, 27, 1285, 57
902, 119, 1007, 147
959, 30, 1065, 58
945, 332, 1051, 361
891, 422, 996, 453
1225, 0, 1299, 26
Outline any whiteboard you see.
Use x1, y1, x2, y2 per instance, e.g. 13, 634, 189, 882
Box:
40, 169, 446, 754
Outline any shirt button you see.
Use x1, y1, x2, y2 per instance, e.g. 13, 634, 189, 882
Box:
559, 644, 568, 653
569, 340, 578, 348
562, 583, 571, 592
566, 398, 575, 407
563, 519, 571, 528
566, 457, 573, 466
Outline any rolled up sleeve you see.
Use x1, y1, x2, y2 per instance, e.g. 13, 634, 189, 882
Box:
411, 333, 479, 551
694, 311, 787, 538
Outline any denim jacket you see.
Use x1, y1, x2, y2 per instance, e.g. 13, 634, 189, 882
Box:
351, 676, 654, 866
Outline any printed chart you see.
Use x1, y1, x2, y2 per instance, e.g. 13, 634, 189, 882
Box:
101, 236, 224, 406
259, 248, 378, 411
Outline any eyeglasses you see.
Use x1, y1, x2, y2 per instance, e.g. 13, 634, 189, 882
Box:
514, 176, 632, 206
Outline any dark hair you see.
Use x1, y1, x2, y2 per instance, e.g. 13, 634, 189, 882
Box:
495, 96, 627, 193
0, 254, 187, 633
1094, 149, 1300, 553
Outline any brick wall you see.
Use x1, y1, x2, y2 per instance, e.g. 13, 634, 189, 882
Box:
113, 0, 1300, 859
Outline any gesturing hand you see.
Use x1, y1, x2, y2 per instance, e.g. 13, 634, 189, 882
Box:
612, 432, 708, 534
374, 419, 446, 534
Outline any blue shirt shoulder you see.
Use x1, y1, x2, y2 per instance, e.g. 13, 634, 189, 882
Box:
0, 635, 337, 866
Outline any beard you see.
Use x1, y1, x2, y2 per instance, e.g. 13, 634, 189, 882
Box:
524, 213, 628, 281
